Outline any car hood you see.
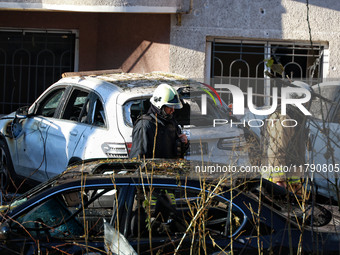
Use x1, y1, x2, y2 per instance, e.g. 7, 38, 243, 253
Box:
0, 112, 16, 120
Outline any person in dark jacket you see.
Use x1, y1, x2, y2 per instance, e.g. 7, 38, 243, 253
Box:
130, 83, 188, 159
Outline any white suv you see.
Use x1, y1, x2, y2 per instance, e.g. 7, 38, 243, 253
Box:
0, 72, 248, 188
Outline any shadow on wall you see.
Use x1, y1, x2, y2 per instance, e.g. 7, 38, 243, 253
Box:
125, 41, 153, 73
292, 0, 340, 11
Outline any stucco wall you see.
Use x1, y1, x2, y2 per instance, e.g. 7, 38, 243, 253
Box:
170, 0, 340, 79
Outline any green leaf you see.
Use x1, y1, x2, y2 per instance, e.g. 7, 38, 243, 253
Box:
265, 58, 274, 68
271, 63, 284, 75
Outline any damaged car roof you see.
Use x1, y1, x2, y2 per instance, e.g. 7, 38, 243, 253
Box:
62, 71, 198, 90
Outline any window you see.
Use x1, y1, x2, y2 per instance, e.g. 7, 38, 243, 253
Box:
209, 39, 328, 106
129, 185, 246, 239
123, 99, 151, 127
12, 186, 120, 239
0, 30, 77, 114
36, 88, 65, 117
176, 96, 229, 127
62, 89, 89, 121
80, 96, 106, 127
15, 194, 84, 239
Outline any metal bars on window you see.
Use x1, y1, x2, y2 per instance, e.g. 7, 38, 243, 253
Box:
210, 39, 327, 106
0, 30, 76, 114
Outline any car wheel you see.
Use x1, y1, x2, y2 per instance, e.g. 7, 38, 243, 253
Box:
0, 139, 16, 192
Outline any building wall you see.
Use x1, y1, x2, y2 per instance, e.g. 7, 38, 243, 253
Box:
169, 0, 340, 79
0, 11, 170, 73
96, 13, 170, 73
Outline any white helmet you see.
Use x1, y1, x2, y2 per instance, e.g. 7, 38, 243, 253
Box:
150, 83, 182, 110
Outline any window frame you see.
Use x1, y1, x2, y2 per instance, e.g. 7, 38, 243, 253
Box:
84, 93, 107, 128
10, 182, 130, 240
128, 183, 248, 239
60, 87, 90, 122
55, 85, 107, 128
206, 38, 329, 107
33, 86, 68, 118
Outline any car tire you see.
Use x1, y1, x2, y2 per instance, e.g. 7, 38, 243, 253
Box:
0, 139, 16, 192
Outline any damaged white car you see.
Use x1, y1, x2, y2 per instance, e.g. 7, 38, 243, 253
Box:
0, 71, 248, 189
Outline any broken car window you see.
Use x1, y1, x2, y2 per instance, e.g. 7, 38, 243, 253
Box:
130, 186, 245, 238
79, 94, 106, 127
36, 88, 65, 117
12, 186, 120, 239
61, 89, 89, 121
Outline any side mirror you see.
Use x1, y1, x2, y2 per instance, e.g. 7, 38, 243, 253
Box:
10, 106, 30, 138
15, 106, 29, 119
0, 222, 10, 240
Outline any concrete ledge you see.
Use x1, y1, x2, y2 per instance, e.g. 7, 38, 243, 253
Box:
0, 0, 188, 13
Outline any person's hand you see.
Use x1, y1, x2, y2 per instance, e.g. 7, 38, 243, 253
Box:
178, 134, 188, 144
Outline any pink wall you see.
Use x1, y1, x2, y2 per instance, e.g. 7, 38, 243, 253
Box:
0, 11, 170, 73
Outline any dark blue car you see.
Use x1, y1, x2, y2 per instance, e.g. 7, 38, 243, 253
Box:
0, 159, 338, 254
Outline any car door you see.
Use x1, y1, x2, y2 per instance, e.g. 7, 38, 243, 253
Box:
4, 182, 130, 254
14, 87, 67, 182
72, 93, 115, 160
43, 87, 90, 178
126, 183, 248, 254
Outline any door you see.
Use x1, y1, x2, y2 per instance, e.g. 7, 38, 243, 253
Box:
15, 87, 66, 182
126, 184, 247, 254
43, 88, 90, 178
6, 183, 129, 254
75, 93, 114, 160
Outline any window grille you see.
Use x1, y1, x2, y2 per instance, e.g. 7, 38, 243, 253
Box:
0, 29, 77, 114
210, 39, 327, 106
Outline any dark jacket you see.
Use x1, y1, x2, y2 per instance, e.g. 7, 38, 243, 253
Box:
130, 105, 187, 159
